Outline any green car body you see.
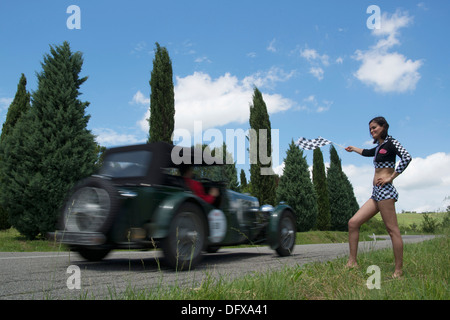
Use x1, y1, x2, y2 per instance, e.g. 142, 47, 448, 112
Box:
50, 142, 296, 270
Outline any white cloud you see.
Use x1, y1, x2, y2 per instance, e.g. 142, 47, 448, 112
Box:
267, 38, 277, 53
134, 68, 296, 134
354, 10, 422, 93
299, 47, 330, 80
273, 162, 285, 176
130, 90, 149, 105
130, 41, 154, 57
309, 67, 324, 81
343, 152, 450, 213
300, 48, 329, 66
94, 128, 145, 147
298, 95, 333, 113
242, 67, 295, 90
194, 56, 211, 63
174, 71, 294, 133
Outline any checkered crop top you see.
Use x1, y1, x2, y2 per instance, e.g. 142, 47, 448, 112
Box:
361, 136, 412, 174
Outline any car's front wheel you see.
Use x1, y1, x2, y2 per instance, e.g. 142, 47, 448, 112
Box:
162, 202, 206, 271
275, 210, 296, 256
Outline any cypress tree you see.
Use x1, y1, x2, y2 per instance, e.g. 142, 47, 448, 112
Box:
276, 140, 318, 232
0, 74, 31, 230
327, 145, 359, 231
148, 42, 175, 144
240, 169, 248, 194
249, 87, 276, 205
0, 42, 97, 239
313, 147, 331, 230
0, 74, 31, 142
221, 143, 239, 192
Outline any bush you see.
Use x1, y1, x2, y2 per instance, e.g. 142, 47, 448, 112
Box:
420, 213, 437, 233
0, 207, 10, 230
360, 217, 386, 234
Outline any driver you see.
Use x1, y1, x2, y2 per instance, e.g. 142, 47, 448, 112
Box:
179, 165, 219, 204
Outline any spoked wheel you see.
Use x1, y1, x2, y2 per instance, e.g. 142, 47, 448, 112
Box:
60, 177, 119, 262
275, 210, 296, 256
162, 203, 206, 271
61, 177, 120, 234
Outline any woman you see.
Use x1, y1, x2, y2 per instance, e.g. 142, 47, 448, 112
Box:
345, 116, 412, 278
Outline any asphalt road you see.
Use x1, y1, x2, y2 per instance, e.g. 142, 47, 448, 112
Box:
0, 235, 436, 300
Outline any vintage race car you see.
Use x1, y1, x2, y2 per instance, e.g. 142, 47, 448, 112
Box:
49, 142, 296, 270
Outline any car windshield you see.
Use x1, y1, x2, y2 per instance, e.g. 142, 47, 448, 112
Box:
99, 150, 151, 178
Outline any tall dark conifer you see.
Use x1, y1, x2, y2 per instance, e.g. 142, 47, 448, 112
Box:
0, 74, 31, 230
0, 42, 97, 239
327, 145, 359, 231
276, 140, 318, 231
313, 147, 331, 230
221, 143, 239, 192
249, 87, 276, 205
240, 169, 248, 193
0, 74, 31, 142
148, 42, 175, 144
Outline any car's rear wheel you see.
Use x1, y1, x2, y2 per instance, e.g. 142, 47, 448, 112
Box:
162, 202, 206, 271
61, 177, 119, 261
61, 177, 120, 234
275, 210, 296, 256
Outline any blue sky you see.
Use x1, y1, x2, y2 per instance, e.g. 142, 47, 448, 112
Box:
1, 0, 449, 212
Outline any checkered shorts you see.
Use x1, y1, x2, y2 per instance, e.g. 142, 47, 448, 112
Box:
371, 183, 398, 202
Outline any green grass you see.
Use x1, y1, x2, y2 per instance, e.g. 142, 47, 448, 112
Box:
0, 227, 351, 252
296, 230, 349, 244
374, 211, 446, 229
111, 235, 449, 300
0, 228, 62, 252
1, 225, 448, 300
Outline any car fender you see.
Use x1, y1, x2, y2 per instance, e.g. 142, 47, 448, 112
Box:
148, 192, 207, 239
267, 204, 294, 250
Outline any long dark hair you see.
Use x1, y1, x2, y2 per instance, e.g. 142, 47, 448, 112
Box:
369, 116, 389, 143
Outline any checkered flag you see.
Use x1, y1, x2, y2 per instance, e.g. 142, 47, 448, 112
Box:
296, 137, 333, 150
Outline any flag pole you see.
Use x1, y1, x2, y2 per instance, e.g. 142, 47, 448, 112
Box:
332, 142, 346, 150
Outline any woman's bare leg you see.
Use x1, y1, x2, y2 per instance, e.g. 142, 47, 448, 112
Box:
347, 199, 379, 267
378, 199, 403, 277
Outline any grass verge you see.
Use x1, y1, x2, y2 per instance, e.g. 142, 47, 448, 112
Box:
0, 227, 352, 252
0, 228, 61, 252
110, 235, 449, 300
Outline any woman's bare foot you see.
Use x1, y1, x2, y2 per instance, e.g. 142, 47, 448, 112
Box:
391, 270, 403, 279
345, 260, 358, 269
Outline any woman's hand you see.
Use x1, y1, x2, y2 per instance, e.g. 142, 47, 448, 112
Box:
376, 172, 400, 186
345, 146, 363, 155
376, 176, 393, 187
345, 146, 355, 152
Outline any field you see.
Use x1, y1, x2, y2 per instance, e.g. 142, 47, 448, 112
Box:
2, 212, 446, 252
375, 212, 444, 227
108, 235, 449, 300
0, 211, 448, 300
